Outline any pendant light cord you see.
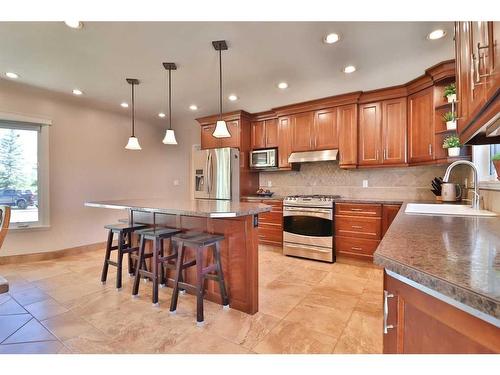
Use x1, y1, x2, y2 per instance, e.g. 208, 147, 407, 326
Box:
131, 82, 135, 137
219, 48, 223, 119
168, 68, 172, 130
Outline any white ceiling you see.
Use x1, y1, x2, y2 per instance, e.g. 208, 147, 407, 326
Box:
0, 22, 454, 126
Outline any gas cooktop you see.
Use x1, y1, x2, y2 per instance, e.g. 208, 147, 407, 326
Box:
284, 194, 342, 207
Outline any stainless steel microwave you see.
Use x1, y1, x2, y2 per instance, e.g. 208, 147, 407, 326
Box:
250, 148, 278, 169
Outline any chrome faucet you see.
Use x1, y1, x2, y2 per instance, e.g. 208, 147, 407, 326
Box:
442, 160, 480, 209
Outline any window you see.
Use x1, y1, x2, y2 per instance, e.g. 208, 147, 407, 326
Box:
473, 144, 500, 189
0, 119, 49, 229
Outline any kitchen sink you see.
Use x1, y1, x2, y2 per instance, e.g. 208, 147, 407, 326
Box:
405, 203, 498, 217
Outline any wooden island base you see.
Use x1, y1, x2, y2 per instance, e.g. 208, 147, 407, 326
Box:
132, 211, 259, 315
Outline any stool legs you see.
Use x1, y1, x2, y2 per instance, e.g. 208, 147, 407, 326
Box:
132, 235, 146, 297
195, 246, 205, 324
214, 242, 229, 307
116, 232, 124, 290
100, 230, 114, 284
152, 238, 159, 306
169, 241, 185, 314
127, 232, 134, 276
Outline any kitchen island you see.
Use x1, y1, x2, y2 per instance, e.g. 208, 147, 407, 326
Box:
85, 198, 271, 314
374, 203, 500, 353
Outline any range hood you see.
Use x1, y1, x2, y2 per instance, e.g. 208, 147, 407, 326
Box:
288, 149, 338, 164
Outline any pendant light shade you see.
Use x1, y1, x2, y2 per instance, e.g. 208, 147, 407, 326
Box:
125, 136, 142, 150
124, 78, 142, 150
162, 129, 177, 145
162, 62, 178, 145
212, 40, 231, 139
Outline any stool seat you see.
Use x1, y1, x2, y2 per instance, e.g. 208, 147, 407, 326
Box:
136, 227, 181, 240
104, 223, 148, 233
172, 231, 225, 247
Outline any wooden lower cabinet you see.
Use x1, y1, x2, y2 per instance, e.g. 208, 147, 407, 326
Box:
241, 198, 283, 246
335, 202, 401, 260
384, 272, 500, 353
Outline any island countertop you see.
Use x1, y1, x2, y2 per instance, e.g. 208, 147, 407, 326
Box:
85, 197, 271, 218
374, 202, 500, 324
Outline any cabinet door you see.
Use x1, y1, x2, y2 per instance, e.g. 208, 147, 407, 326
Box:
265, 119, 279, 148
219, 120, 240, 149
485, 22, 500, 99
382, 204, 401, 237
251, 120, 266, 150
468, 22, 488, 117
291, 112, 314, 152
382, 98, 407, 165
278, 116, 292, 168
313, 108, 338, 150
337, 104, 358, 168
455, 22, 472, 134
408, 88, 434, 163
201, 124, 219, 149
358, 102, 382, 166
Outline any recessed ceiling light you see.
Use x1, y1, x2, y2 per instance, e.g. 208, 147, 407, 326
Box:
427, 29, 446, 40
343, 65, 356, 74
158, 112, 166, 118
5, 72, 19, 79
120, 102, 129, 108
277, 82, 288, 89
189, 105, 198, 111
324, 33, 340, 44
64, 21, 83, 29
72, 89, 83, 95
228, 94, 238, 101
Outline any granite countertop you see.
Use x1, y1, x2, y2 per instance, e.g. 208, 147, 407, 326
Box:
374, 202, 500, 323
85, 198, 271, 218
334, 197, 404, 205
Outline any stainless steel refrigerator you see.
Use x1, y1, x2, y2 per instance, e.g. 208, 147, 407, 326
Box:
193, 147, 240, 201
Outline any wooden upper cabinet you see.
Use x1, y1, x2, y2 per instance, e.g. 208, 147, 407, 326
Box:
291, 112, 314, 152
455, 21, 500, 143
408, 87, 434, 164
278, 116, 292, 168
313, 108, 338, 150
337, 104, 358, 168
265, 119, 278, 148
358, 98, 406, 167
358, 102, 382, 166
382, 98, 407, 165
201, 124, 219, 149
250, 119, 278, 150
251, 120, 266, 149
220, 120, 241, 148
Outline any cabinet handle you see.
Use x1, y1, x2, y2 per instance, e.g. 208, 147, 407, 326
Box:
428, 143, 432, 156
350, 208, 363, 211
351, 246, 363, 251
351, 225, 363, 229
383, 290, 395, 334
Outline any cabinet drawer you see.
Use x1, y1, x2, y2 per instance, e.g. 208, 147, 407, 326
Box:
335, 216, 381, 240
260, 211, 283, 226
335, 236, 380, 257
258, 224, 283, 243
335, 203, 382, 217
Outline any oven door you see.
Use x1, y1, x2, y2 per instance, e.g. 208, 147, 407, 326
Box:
283, 206, 333, 248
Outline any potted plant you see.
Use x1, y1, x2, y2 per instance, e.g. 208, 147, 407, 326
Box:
442, 111, 457, 130
443, 135, 462, 157
443, 83, 456, 103
493, 153, 500, 181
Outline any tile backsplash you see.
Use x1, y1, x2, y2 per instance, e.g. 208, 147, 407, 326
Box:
259, 162, 454, 200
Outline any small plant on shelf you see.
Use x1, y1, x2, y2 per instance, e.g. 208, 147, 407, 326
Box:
493, 153, 500, 181
442, 111, 457, 130
442, 135, 462, 157
443, 83, 456, 103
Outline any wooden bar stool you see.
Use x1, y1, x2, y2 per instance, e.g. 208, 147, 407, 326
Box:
169, 231, 229, 326
101, 223, 149, 290
132, 227, 182, 306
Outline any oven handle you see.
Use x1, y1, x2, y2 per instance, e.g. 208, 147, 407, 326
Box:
283, 210, 332, 220
284, 206, 332, 214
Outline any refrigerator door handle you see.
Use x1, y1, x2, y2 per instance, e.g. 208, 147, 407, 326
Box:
207, 152, 212, 194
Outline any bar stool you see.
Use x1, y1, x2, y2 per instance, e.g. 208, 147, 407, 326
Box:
169, 232, 229, 326
132, 227, 182, 306
101, 223, 148, 290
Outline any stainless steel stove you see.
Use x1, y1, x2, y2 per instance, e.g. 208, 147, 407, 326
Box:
283, 195, 341, 262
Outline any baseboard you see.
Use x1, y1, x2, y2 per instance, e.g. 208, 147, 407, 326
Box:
0, 241, 106, 265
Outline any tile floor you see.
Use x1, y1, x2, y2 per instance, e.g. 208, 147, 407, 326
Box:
0, 245, 383, 354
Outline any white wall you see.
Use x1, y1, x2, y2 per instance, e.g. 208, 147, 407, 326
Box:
0, 79, 199, 256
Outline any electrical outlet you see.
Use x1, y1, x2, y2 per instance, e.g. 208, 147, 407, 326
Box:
173, 180, 179, 186
267, 180, 272, 187
362, 180, 369, 188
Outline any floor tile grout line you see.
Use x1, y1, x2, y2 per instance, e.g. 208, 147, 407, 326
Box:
0, 316, 34, 345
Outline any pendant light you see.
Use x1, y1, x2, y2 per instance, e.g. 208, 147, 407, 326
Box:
212, 40, 231, 138
125, 78, 142, 150
162, 62, 178, 145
